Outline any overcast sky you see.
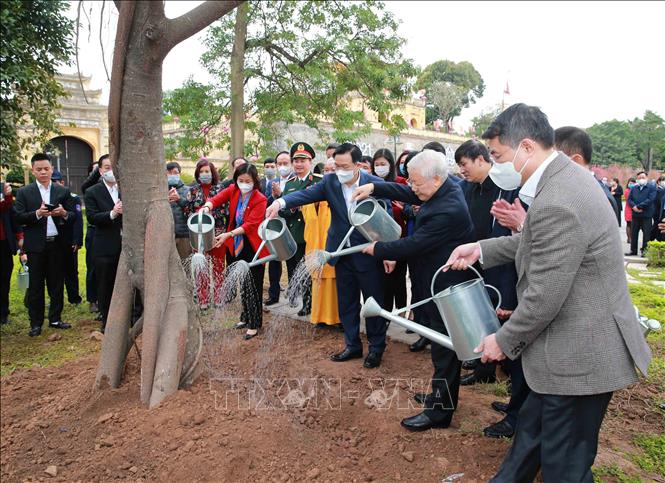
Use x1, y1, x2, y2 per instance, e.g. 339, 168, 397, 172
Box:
66, 1, 665, 131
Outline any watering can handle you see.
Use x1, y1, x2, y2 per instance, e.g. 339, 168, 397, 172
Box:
376, 198, 389, 211
431, 264, 502, 311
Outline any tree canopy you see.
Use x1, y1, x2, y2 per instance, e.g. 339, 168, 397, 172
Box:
163, 0, 417, 160
416, 59, 485, 125
0, 0, 74, 166
587, 111, 665, 171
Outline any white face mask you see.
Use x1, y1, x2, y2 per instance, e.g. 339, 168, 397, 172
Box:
637, 178, 648, 186
264, 168, 276, 179
237, 182, 253, 194
336, 169, 355, 184
374, 166, 390, 178
102, 170, 116, 183
277, 166, 291, 177
488, 144, 531, 191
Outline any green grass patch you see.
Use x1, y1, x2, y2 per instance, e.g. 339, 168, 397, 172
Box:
632, 434, 665, 476
0, 243, 100, 377
471, 380, 510, 398
592, 464, 642, 483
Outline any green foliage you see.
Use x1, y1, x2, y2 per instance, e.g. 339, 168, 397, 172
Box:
427, 82, 464, 125
587, 111, 665, 170
0, 0, 74, 166
164, 0, 417, 159
632, 434, 665, 475
469, 104, 503, 137
646, 241, 665, 267
4, 164, 34, 185
416, 59, 485, 124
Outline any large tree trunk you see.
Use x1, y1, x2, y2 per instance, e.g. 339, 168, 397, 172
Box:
95, 0, 242, 408
229, 2, 248, 159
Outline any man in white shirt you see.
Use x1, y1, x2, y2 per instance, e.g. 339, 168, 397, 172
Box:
13, 153, 76, 336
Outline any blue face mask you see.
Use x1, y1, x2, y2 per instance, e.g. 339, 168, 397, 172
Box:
399, 164, 406, 176
167, 174, 180, 186
628, 183, 635, 188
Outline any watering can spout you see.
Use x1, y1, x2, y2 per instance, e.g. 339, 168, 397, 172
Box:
361, 297, 455, 352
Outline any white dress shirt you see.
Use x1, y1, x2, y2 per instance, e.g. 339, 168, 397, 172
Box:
517, 150, 558, 206
104, 180, 120, 219
340, 174, 361, 213
36, 181, 58, 237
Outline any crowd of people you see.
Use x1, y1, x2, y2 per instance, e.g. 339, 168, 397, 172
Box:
1, 103, 663, 482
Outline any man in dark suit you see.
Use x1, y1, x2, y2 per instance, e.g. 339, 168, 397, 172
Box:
13, 153, 76, 336
353, 149, 476, 430
277, 142, 322, 316
651, 175, 665, 241
81, 154, 105, 314
456, 140, 530, 439
84, 155, 123, 332
267, 143, 394, 368
261, 156, 282, 305
627, 170, 657, 256
51, 171, 83, 305
446, 104, 651, 482
1, 182, 22, 325
554, 126, 619, 220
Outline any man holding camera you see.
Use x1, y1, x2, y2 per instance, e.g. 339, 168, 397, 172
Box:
13, 153, 76, 336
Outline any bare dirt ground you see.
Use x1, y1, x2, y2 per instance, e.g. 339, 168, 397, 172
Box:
1, 314, 662, 482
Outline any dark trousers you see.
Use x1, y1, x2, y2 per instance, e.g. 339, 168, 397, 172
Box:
285, 243, 311, 310
228, 237, 265, 329
267, 260, 282, 301
383, 259, 407, 311
64, 247, 82, 304
423, 303, 461, 423
95, 254, 120, 326
503, 357, 530, 427
630, 216, 652, 253
85, 226, 97, 303
26, 238, 65, 327
491, 391, 612, 483
615, 207, 622, 226
0, 239, 13, 322
335, 256, 387, 354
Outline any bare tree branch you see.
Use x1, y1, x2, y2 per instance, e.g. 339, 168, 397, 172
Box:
75, 1, 89, 104
99, 0, 111, 82
164, 1, 244, 57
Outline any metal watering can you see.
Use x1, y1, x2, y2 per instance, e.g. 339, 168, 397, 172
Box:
16, 261, 29, 291
248, 217, 297, 268
315, 198, 401, 264
635, 306, 661, 337
187, 212, 216, 253
361, 264, 502, 361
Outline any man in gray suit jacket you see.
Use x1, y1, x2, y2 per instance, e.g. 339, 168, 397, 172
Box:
446, 104, 651, 483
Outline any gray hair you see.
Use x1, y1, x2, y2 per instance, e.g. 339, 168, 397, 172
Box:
408, 149, 449, 179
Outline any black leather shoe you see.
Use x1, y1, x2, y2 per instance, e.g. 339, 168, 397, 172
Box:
330, 348, 363, 362
460, 373, 496, 386
234, 322, 247, 330
29, 327, 42, 337
409, 336, 430, 352
483, 418, 514, 438
413, 392, 432, 405
462, 359, 479, 371
297, 308, 311, 317
400, 412, 451, 431
491, 401, 509, 414
244, 331, 258, 340
363, 352, 382, 368
264, 297, 279, 306
49, 321, 71, 329
625, 252, 637, 256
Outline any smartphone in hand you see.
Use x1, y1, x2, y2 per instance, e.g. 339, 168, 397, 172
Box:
45, 203, 56, 211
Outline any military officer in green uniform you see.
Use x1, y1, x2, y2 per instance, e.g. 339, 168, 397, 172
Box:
278, 142, 322, 316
